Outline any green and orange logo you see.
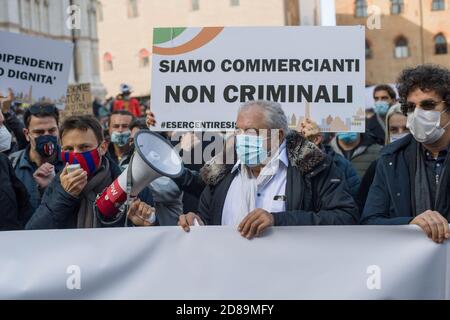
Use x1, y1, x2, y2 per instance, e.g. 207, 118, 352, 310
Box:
152, 27, 224, 55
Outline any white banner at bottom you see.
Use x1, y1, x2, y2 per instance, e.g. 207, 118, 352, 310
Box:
0, 226, 448, 299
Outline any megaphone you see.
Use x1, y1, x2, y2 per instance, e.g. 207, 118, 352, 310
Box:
96, 130, 184, 218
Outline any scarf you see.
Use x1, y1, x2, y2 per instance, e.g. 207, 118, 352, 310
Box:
414, 145, 431, 216
236, 142, 286, 225
412, 143, 450, 218
76, 158, 112, 228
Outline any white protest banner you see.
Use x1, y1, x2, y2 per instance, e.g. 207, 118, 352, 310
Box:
61, 83, 92, 121
0, 31, 73, 109
0, 226, 448, 299
151, 26, 365, 132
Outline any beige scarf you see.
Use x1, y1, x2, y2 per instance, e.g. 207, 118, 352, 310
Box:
237, 142, 286, 225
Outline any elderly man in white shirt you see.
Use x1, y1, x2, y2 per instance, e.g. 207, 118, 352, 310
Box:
178, 100, 358, 239
221, 138, 288, 226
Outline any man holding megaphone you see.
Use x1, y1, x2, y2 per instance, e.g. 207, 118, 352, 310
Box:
26, 115, 155, 229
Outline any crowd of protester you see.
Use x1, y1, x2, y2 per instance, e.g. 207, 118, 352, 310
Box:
0, 65, 449, 244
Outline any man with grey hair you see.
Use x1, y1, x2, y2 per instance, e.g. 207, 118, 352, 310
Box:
178, 100, 358, 239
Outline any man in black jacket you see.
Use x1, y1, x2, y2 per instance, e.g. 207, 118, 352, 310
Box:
361, 65, 450, 244
1, 92, 27, 154
26, 115, 155, 230
8, 103, 65, 217
178, 100, 359, 239
0, 153, 31, 230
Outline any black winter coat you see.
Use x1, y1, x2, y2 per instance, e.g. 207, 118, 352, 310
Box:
196, 131, 359, 226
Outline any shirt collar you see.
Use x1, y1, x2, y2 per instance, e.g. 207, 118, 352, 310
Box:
423, 146, 448, 161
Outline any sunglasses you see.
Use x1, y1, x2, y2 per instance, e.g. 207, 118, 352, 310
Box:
401, 99, 444, 115
29, 104, 57, 114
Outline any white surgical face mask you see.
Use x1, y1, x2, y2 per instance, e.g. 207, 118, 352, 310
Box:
0, 125, 12, 152
406, 108, 450, 144
389, 132, 409, 144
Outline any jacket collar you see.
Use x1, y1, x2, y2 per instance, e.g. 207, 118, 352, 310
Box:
107, 142, 133, 163
18, 145, 62, 169
380, 134, 414, 156
200, 130, 326, 186
330, 134, 371, 159
18, 146, 34, 170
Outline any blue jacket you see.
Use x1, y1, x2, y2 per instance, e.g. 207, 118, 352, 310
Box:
25, 156, 154, 230
360, 135, 450, 225
323, 145, 361, 200
9, 147, 65, 219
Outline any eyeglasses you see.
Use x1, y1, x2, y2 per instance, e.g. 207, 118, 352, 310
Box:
401, 99, 445, 114
29, 104, 57, 114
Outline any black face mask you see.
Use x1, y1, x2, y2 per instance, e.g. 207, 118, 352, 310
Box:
34, 135, 58, 158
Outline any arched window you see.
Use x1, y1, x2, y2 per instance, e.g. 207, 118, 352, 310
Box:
24, 0, 31, 29
432, 0, 445, 11
43, 0, 50, 33
365, 40, 372, 59
435, 34, 447, 54
394, 36, 409, 58
97, 2, 104, 22
192, 0, 200, 11
128, 0, 138, 18
103, 52, 113, 71
139, 49, 150, 67
391, 0, 404, 15
355, 0, 368, 17
87, 4, 97, 38
35, 0, 41, 31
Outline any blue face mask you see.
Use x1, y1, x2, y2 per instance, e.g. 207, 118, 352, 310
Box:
374, 101, 390, 116
35, 135, 58, 158
235, 134, 268, 167
111, 130, 131, 147
389, 132, 409, 144
337, 132, 359, 144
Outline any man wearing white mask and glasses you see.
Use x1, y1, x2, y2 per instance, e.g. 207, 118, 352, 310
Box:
361, 65, 450, 244
178, 100, 358, 239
